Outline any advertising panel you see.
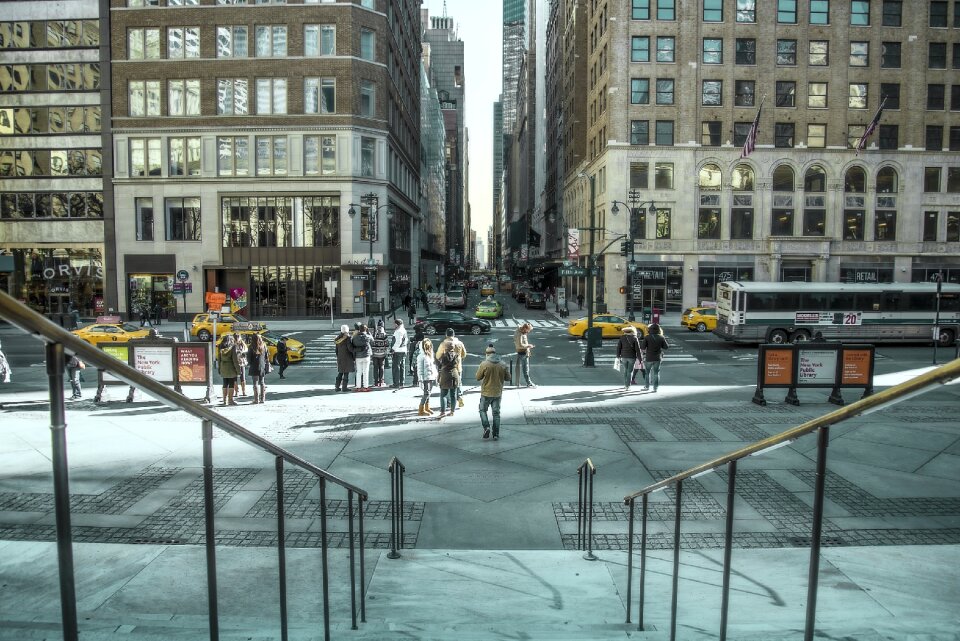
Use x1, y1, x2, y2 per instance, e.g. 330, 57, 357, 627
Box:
797, 349, 838, 385
762, 348, 794, 386
100, 344, 129, 383
132, 346, 174, 383
176, 345, 208, 384
841, 348, 872, 386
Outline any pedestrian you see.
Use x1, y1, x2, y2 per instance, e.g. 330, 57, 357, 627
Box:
639, 323, 669, 392
371, 324, 389, 387
391, 318, 409, 388
407, 302, 417, 327
138, 305, 151, 327
436, 335, 461, 417
616, 326, 644, 390
334, 324, 354, 392
68, 302, 81, 330
218, 334, 241, 406
513, 322, 536, 388
65, 353, 85, 399
436, 328, 467, 408
408, 323, 424, 385
403, 293, 412, 310
247, 333, 269, 403
276, 336, 290, 379
577, 292, 584, 310
153, 301, 163, 326
416, 338, 437, 415
476, 343, 510, 440
420, 288, 430, 313
0, 339, 10, 384
350, 323, 373, 391
233, 333, 249, 397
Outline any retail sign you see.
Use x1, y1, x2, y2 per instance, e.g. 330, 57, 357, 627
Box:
205, 292, 227, 309
172, 282, 193, 293
43, 264, 103, 279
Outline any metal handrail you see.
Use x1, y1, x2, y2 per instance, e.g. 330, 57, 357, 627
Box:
576, 458, 597, 561
387, 456, 405, 560
0, 291, 369, 641
622, 357, 960, 641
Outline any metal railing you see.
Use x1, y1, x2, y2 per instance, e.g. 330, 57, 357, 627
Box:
387, 456, 405, 560
576, 458, 598, 561
0, 291, 369, 641
622, 357, 960, 641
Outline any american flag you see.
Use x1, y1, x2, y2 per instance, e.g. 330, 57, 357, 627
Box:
740, 102, 762, 159
855, 96, 887, 155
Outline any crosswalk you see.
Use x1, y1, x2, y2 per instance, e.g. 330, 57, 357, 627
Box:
576, 341, 700, 365
490, 318, 568, 330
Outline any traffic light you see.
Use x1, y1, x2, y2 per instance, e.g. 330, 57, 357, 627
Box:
619, 241, 628, 256
619, 286, 627, 294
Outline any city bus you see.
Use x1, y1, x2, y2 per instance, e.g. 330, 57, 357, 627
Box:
714, 281, 960, 346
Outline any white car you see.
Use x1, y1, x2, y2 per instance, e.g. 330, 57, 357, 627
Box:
444, 288, 467, 308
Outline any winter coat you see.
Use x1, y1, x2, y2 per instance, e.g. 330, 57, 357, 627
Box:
371, 332, 390, 358
435, 337, 467, 374
417, 351, 438, 382
334, 333, 355, 373
350, 331, 372, 359
640, 333, 669, 362
391, 326, 409, 354
514, 328, 531, 354
247, 343, 269, 378
235, 339, 249, 369
275, 339, 290, 363
616, 333, 643, 361
218, 345, 241, 378
437, 349, 461, 389
476, 354, 510, 397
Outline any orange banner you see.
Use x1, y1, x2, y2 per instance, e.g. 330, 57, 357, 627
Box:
841, 349, 872, 385
763, 348, 794, 386
205, 292, 227, 309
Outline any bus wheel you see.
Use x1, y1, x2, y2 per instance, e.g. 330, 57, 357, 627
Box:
937, 328, 956, 347
791, 329, 811, 343
768, 329, 789, 344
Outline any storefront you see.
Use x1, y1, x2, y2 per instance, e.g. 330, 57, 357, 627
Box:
0, 247, 104, 316
247, 265, 341, 317
840, 263, 895, 284
629, 262, 684, 313
124, 255, 177, 321
697, 262, 755, 304
912, 262, 960, 284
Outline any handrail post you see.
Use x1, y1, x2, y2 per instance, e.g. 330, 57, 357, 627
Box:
638, 493, 648, 631
201, 419, 220, 641
584, 463, 597, 561
348, 490, 358, 630
625, 498, 634, 624
804, 426, 830, 641
576, 466, 584, 550
358, 496, 367, 623
388, 458, 404, 559
719, 460, 738, 641
46, 342, 78, 641
319, 478, 331, 641
275, 457, 289, 641
670, 480, 683, 641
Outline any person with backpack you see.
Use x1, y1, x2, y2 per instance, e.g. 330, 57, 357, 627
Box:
639, 323, 669, 392
416, 338, 438, 415
276, 336, 290, 379
371, 324, 390, 387
217, 334, 242, 406
436, 328, 467, 407
334, 324, 354, 392
233, 332, 249, 397
436, 334, 461, 417
476, 343, 510, 440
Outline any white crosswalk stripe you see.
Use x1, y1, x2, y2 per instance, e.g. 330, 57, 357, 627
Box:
490, 318, 567, 329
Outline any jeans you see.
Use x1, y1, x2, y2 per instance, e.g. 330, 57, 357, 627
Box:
355, 357, 371, 388
66, 367, 81, 397
372, 356, 386, 385
647, 360, 662, 390
479, 395, 501, 434
392, 353, 406, 387
420, 380, 434, 405
518, 352, 533, 385
440, 387, 457, 412
277, 358, 288, 378
336, 372, 349, 391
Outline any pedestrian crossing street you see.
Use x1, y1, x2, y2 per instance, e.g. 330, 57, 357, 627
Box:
576, 341, 700, 364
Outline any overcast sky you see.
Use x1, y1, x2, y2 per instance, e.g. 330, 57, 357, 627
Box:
421, 0, 503, 241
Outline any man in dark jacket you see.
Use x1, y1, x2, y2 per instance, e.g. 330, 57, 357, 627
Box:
334, 324, 354, 392
616, 326, 643, 390
276, 337, 290, 379
639, 323, 668, 392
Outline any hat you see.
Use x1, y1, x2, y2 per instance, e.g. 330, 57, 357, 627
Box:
621, 325, 636, 333
485, 344, 497, 354
340, 324, 350, 333
446, 328, 456, 337
394, 319, 403, 326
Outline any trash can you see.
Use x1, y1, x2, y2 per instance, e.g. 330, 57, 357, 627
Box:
652, 307, 661, 324
642, 307, 652, 323
585, 326, 603, 348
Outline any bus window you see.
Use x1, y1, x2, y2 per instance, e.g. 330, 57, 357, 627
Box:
904, 293, 935, 311
748, 293, 774, 310
881, 291, 901, 311
854, 292, 880, 311
941, 294, 959, 312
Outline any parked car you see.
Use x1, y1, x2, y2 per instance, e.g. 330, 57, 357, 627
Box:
415, 311, 492, 336
444, 288, 467, 308
567, 314, 648, 339
525, 291, 547, 310
681, 306, 718, 332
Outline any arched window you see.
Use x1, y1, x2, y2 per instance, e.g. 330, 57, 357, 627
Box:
876, 166, 898, 193
731, 165, 754, 191
772, 165, 795, 235
698, 164, 722, 239
803, 166, 827, 236
875, 167, 899, 241
698, 163, 722, 190
805, 165, 827, 192
844, 167, 866, 193
731, 165, 754, 239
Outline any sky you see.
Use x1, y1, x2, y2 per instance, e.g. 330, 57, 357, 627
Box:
421, 0, 503, 242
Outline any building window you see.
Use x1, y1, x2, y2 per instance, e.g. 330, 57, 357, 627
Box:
168, 79, 200, 116
851, 0, 870, 25
632, 0, 650, 20
776, 81, 796, 107
169, 137, 200, 176
655, 121, 674, 145
255, 25, 287, 57
807, 82, 827, 108
216, 79, 248, 115
928, 84, 946, 109
703, 0, 723, 21
656, 0, 675, 20
255, 78, 286, 114
733, 166, 756, 192
737, 0, 756, 22
949, 168, 960, 193
844, 210, 865, 240
930, 42, 947, 68
304, 134, 336, 175
360, 80, 376, 117
631, 78, 650, 104
731, 209, 753, 238
952, 85, 960, 111
930, 1, 948, 27
654, 161, 673, 188
165, 197, 201, 241
809, 40, 828, 65
953, 43, 960, 68
217, 136, 249, 176
807, 124, 826, 147
877, 166, 898, 193
772, 210, 794, 235
128, 28, 160, 60
702, 38, 722, 64
850, 41, 869, 66
775, 122, 795, 147
656, 36, 675, 62
135, 198, 153, 241
305, 77, 335, 114
655, 208, 671, 238
698, 209, 721, 239
882, 0, 902, 25
949, 211, 960, 241
924, 167, 941, 192
304, 24, 336, 56
777, 39, 797, 65
630, 161, 649, 189
847, 125, 865, 149
701, 121, 721, 145
255, 136, 287, 176
128, 80, 160, 117
702, 80, 722, 106
631, 36, 649, 62
733, 122, 752, 146
926, 125, 944, 150
630, 120, 649, 145
130, 138, 161, 177
810, 0, 830, 23
734, 80, 755, 106
777, 0, 797, 22
735, 38, 756, 64
359, 28, 375, 61
880, 83, 900, 109
216, 26, 248, 58
167, 27, 200, 59
951, 126, 960, 150
803, 209, 826, 236
880, 41, 901, 68
655, 78, 674, 104
360, 136, 375, 177
849, 83, 867, 109
875, 210, 896, 240
923, 211, 939, 240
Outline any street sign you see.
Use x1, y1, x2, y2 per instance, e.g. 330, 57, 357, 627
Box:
172, 282, 193, 293
350, 274, 367, 280
560, 267, 588, 277
177, 269, 189, 281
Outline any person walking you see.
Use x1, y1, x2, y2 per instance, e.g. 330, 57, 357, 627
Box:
436, 328, 468, 407
407, 302, 417, 327
391, 318, 409, 388
0, 339, 10, 384
416, 338, 438, 415
616, 326, 644, 390
420, 288, 430, 313
476, 343, 511, 440
371, 324, 389, 387
513, 322, 536, 388
218, 334, 242, 406
68, 302, 81, 330
350, 323, 373, 391
408, 323, 424, 385
247, 333, 269, 403
65, 353, 84, 399
152, 301, 163, 326
233, 333, 249, 397
334, 324, 354, 392
639, 323, 669, 392
276, 336, 290, 379
436, 336, 461, 417
577, 292, 584, 310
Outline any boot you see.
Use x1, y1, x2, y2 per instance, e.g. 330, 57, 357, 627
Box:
458, 397, 465, 408
259, 387, 266, 404
220, 388, 228, 406
418, 403, 428, 416
424, 401, 434, 415
227, 389, 238, 406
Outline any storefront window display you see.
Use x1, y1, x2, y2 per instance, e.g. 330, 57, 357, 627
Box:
0, 247, 103, 315
127, 273, 175, 320
250, 265, 341, 317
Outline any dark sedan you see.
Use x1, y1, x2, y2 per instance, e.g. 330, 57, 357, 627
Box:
415, 311, 492, 336
525, 291, 547, 309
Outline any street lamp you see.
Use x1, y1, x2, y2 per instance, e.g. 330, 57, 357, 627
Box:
611, 191, 657, 322
348, 193, 392, 318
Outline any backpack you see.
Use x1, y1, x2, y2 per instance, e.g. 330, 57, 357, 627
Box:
440, 347, 459, 369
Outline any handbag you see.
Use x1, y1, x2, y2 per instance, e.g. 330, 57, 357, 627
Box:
613, 357, 622, 372
633, 358, 644, 371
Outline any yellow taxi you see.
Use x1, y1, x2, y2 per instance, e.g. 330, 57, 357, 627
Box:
190, 312, 252, 341
567, 314, 648, 339
480, 284, 496, 297
681, 306, 718, 332
71, 322, 152, 346
215, 328, 306, 364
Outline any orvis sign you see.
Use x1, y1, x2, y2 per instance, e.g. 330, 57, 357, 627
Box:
43, 264, 103, 279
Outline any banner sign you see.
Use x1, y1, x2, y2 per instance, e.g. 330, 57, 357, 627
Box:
567, 229, 580, 260
133, 346, 175, 383
753, 344, 875, 407
795, 311, 862, 326
176, 345, 208, 383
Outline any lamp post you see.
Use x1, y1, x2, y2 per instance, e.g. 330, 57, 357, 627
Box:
348, 193, 392, 318
611, 191, 657, 322
583, 174, 598, 367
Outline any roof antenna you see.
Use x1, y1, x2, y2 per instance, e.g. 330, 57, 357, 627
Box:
442, 0, 448, 18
